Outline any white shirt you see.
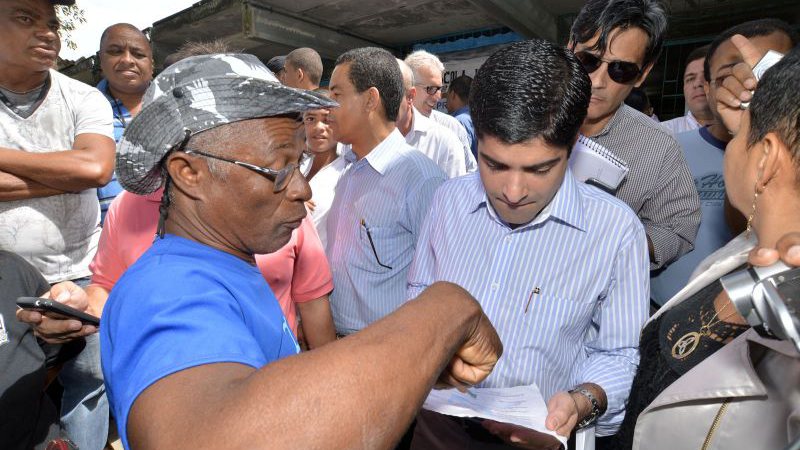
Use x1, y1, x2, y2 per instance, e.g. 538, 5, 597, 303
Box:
661, 110, 702, 135
430, 109, 477, 172
404, 107, 468, 179
308, 143, 349, 249
0, 70, 113, 282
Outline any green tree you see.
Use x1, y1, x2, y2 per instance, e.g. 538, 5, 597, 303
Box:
56, 5, 86, 51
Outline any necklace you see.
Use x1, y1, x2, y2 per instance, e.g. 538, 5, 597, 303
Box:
0, 81, 46, 95
671, 299, 739, 360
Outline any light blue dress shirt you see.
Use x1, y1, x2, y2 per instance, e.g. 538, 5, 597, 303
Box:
408, 170, 649, 435
452, 106, 477, 159
326, 129, 445, 334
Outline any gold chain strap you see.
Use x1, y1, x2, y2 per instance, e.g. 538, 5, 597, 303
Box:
701, 399, 731, 450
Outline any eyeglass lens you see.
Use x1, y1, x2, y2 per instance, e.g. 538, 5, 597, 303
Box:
425, 86, 442, 95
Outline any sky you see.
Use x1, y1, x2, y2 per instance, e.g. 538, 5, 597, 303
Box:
59, 0, 198, 60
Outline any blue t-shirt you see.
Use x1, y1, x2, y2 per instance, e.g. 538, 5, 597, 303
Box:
650, 127, 732, 304
453, 106, 477, 159
100, 234, 299, 449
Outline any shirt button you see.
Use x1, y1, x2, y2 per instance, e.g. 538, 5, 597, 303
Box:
491, 282, 499, 291
505, 235, 512, 243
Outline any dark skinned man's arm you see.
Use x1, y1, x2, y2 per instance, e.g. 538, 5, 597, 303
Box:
128, 282, 503, 450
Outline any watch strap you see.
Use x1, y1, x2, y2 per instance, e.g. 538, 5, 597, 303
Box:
569, 387, 601, 429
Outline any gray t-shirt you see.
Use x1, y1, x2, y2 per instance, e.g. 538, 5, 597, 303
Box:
0, 70, 114, 282
0, 81, 48, 119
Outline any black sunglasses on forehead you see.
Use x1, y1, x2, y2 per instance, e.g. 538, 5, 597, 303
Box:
573, 50, 643, 85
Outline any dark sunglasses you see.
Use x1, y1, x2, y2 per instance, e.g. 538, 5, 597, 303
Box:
182, 149, 311, 193
574, 51, 642, 84
415, 84, 443, 95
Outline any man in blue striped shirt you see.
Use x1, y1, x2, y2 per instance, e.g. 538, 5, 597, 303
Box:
95, 24, 153, 224
408, 40, 649, 448
325, 48, 445, 334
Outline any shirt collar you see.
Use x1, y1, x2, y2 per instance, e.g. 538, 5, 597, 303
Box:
409, 107, 432, 136
686, 110, 700, 128
342, 128, 405, 175
97, 79, 114, 101
97, 78, 132, 116
454, 106, 470, 116
699, 125, 728, 150
465, 168, 586, 232
589, 104, 629, 138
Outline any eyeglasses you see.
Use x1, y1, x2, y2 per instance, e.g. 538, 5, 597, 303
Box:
182, 149, 311, 193
574, 50, 643, 84
415, 84, 443, 95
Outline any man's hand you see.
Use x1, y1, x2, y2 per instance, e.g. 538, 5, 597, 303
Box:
715, 34, 766, 134
749, 232, 800, 267
15, 281, 97, 344
479, 391, 577, 449
436, 309, 502, 390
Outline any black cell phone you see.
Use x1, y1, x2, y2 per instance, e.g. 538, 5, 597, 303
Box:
16, 297, 100, 326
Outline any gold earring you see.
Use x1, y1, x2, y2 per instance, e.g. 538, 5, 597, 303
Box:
746, 179, 767, 237
747, 150, 770, 237
745, 184, 758, 237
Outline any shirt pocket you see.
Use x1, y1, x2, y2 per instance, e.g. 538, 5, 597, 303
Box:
517, 291, 597, 337
355, 225, 413, 274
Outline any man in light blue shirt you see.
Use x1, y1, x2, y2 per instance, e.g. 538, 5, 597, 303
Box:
408, 40, 649, 448
445, 74, 477, 158
325, 48, 445, 334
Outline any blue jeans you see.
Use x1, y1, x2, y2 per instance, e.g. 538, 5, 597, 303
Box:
58, 276, 108, 450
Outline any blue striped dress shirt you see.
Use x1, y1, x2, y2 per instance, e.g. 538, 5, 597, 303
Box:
96, 78, 132, 225
408, 170, 649, 435
326, 129, 445, 334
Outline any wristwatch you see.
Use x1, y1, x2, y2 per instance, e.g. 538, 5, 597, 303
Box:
569, 387, 602, 429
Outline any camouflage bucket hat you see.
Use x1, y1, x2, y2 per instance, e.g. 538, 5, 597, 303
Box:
117, 53, 338, 195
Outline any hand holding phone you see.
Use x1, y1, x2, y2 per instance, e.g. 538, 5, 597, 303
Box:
16, 297, 100, 326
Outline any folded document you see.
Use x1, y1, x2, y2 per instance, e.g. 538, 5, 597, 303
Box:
423, 384, 568, 448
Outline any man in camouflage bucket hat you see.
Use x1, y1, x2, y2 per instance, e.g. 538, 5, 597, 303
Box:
102, 53, 339, 447
116, 53, 335, 197
100, 52, 504, 450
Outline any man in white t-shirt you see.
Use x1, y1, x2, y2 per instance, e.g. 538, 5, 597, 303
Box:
396, 59, 468, 178
0, 1, 115, 448
661, 45, 714, 135
404, 50, 477, 173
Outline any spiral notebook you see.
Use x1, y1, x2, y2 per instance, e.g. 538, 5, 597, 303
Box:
569, 135, 629, 194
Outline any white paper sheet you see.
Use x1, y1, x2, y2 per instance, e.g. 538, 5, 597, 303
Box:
422, 384, 568, 448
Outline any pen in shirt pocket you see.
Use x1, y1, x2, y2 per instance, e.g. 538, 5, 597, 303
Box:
360, 218, 393, 270
524, 287, 541, 314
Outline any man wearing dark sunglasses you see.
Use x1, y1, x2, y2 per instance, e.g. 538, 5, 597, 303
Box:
570, 0, 701, 272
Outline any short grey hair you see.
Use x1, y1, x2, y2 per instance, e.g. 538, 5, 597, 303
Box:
396, 58, 415, 92
404, 50, 445, 81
